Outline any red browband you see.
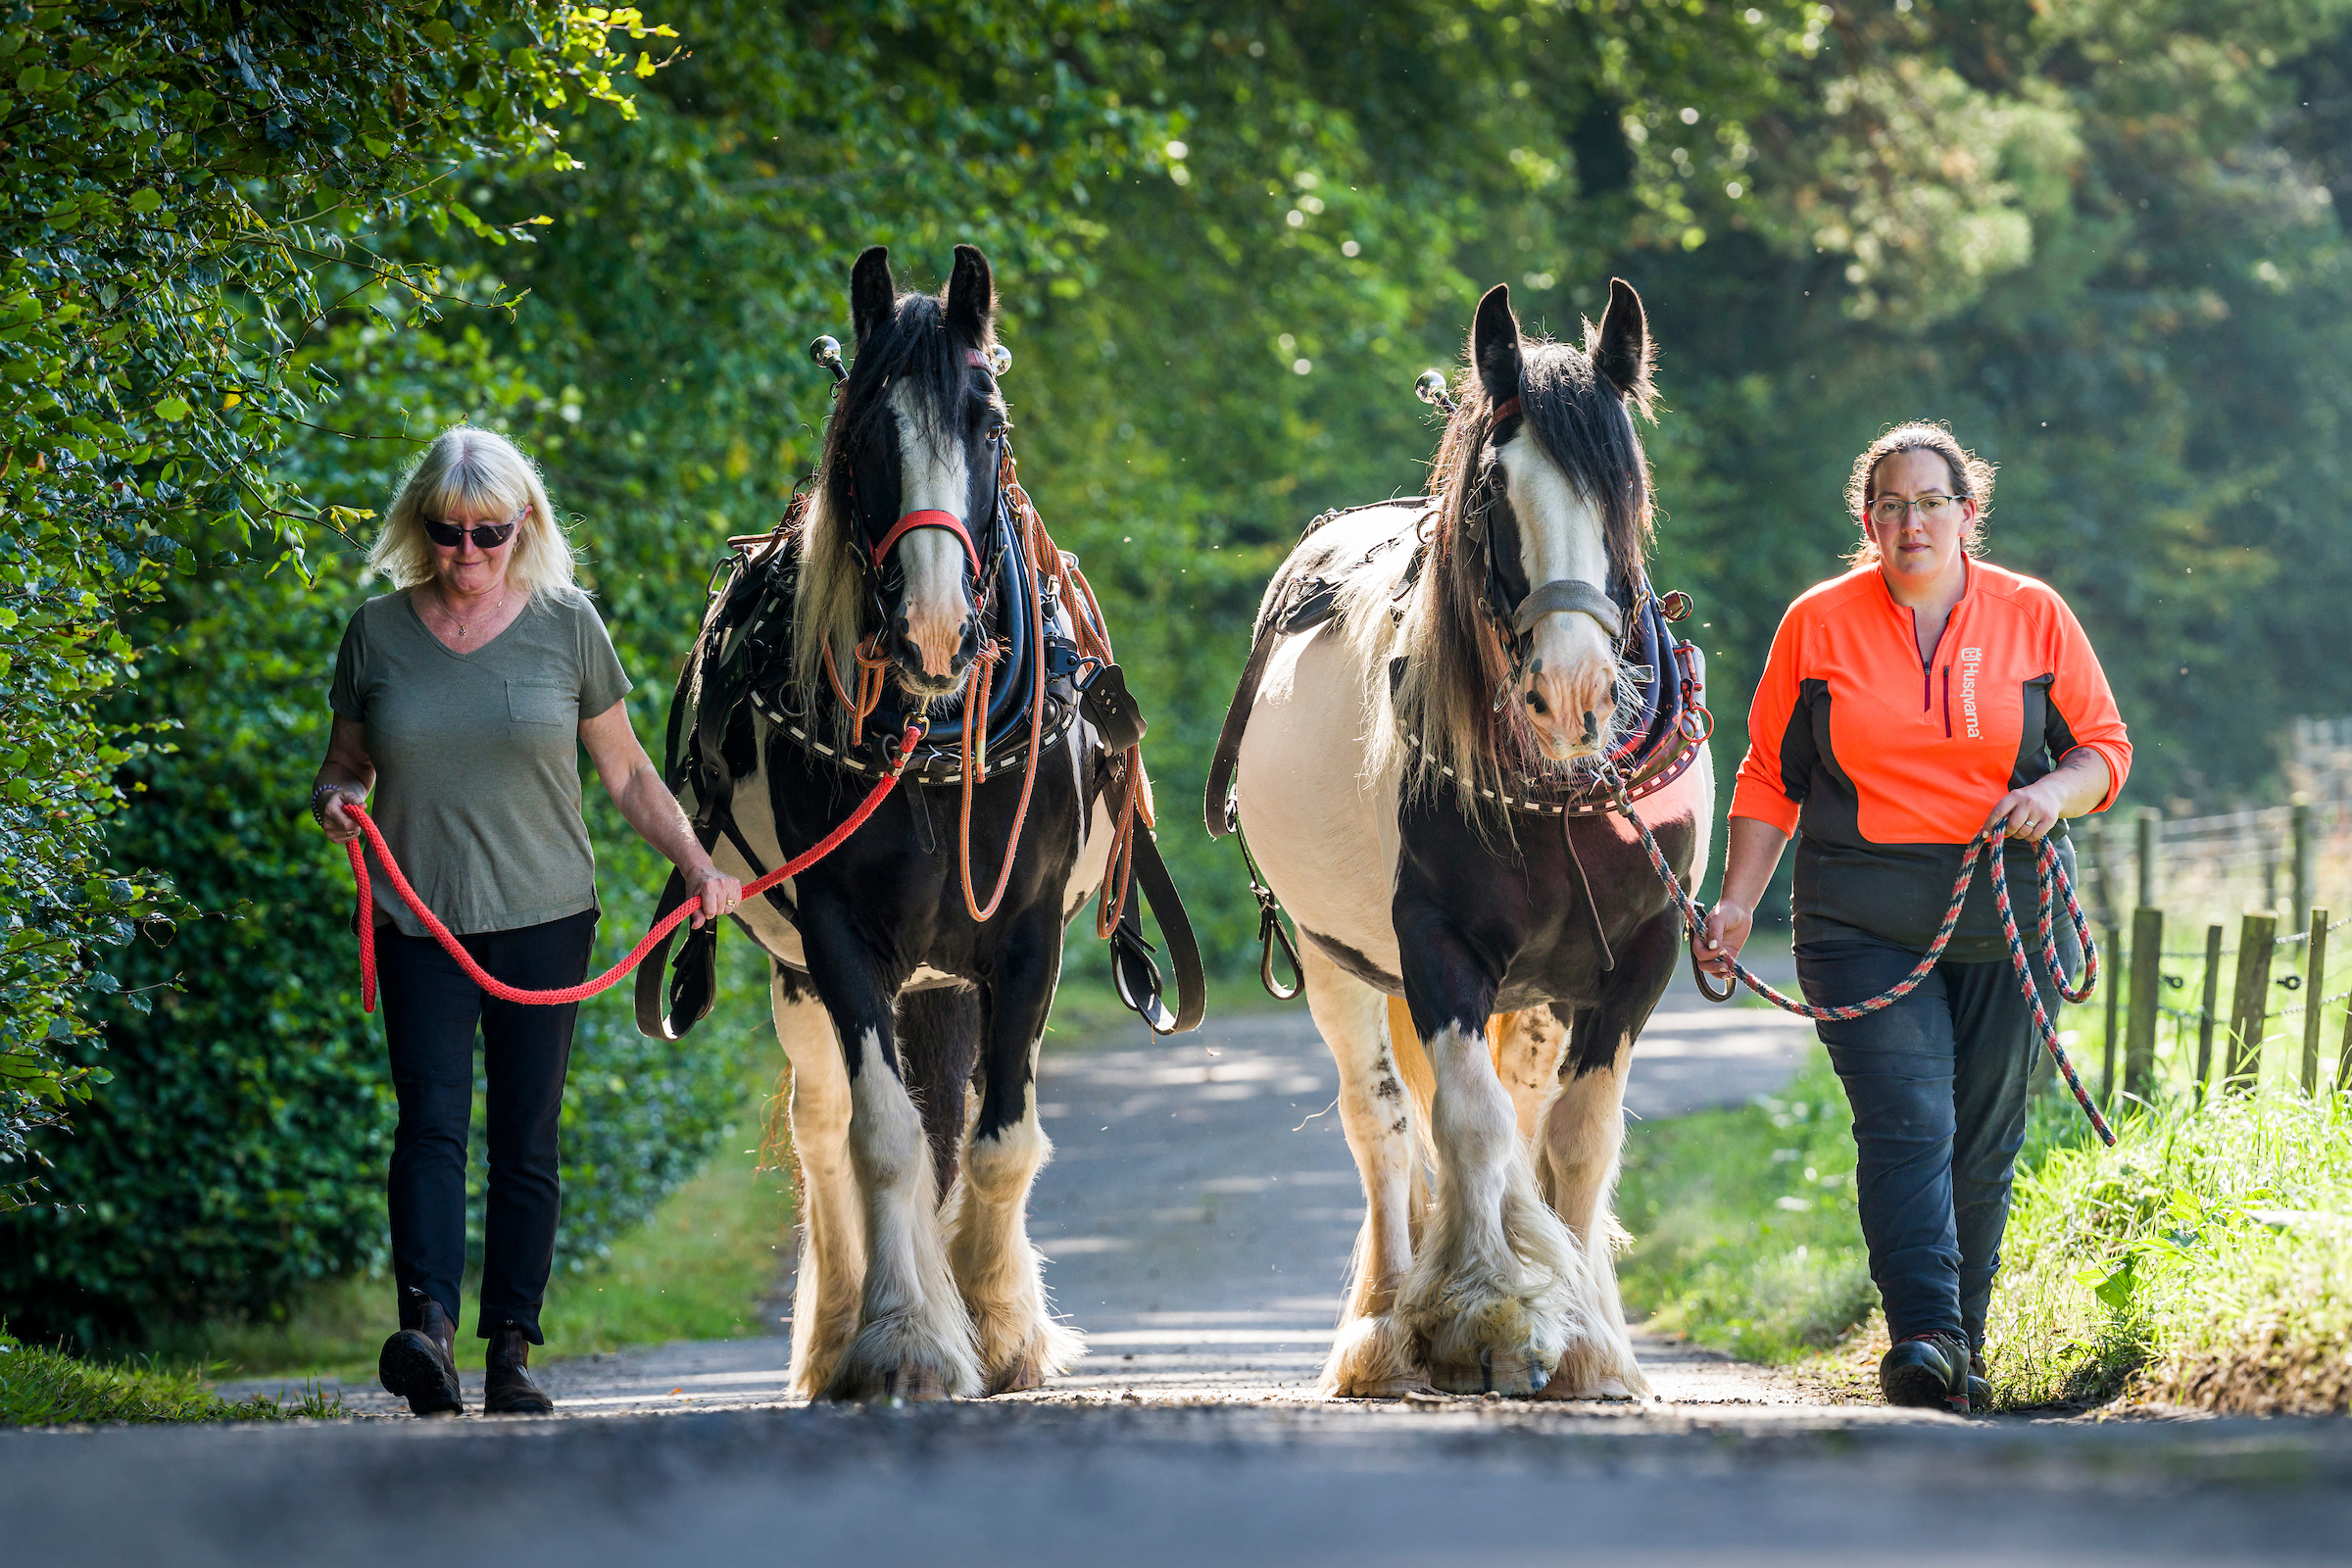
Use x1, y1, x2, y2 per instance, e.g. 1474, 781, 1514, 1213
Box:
871, 509, 979, 569
1492, 395, 1523, 422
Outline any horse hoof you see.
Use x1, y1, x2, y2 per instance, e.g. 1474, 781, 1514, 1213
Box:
985, 1356, 1045, 1396
1330, 1373, 1433, 1400
1429, 1345, 1552, 1398
1538, 1373, 1636, 1402
877, 1367, 950, 1403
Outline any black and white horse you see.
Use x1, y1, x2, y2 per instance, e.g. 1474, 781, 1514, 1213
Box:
1224, 280, 1711, 1397
666, 246, 1122, 1400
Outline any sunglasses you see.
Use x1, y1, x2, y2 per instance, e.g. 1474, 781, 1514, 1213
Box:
422, 510, 523, 550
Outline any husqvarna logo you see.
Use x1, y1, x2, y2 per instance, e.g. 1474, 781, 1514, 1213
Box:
1959, 647, 1984, 738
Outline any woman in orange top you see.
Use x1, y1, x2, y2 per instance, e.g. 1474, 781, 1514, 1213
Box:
1697, 421, 2131, 1413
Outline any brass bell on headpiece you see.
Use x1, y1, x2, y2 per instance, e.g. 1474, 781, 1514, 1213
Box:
988, 343, 1012, 376
1414, 368, 1457, 416
808, 335, 848, 383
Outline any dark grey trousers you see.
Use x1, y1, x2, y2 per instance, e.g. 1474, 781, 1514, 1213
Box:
1796, 931, 2066, 1348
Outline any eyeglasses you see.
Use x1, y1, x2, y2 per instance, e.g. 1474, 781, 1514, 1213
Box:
1869, 493, 1964, 526
422, 509, 524, 550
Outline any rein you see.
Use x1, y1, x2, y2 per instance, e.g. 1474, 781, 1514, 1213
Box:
1603, 771, 2118, 1147
339, 723, 925, 1013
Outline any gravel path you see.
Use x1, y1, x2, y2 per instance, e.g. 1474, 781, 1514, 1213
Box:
20, 957, 2352, 1561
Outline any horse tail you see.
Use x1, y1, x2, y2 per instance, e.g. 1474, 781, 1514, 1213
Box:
897, 985, 981, 1203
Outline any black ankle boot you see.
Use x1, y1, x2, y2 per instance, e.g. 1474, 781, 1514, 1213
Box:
1968, 1346, 1992, 1410
483, 1324, 554, 1415
379, 1288, 463, 1417
1880, 1330, 1972, 1413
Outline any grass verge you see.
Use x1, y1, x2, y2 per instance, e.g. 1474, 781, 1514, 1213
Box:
1619, 1041, 2352, 1413
1, 1326, 341, 1425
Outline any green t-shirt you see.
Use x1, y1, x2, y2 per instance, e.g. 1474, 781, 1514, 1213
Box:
329, 586, 633, 938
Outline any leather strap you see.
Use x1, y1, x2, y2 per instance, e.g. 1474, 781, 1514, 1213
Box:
1129, 828, 1205, 1034
1204, 618, 1285, 838
1511, 577, 1622, 640
632, 865, 698, 1039
870, 509, 978, 569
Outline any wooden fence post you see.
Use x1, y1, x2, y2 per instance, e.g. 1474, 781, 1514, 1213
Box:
2136, 807, 2161, 912
2228, 912, 2278, 1092
2302, 908, 2328, 1096
2292, 797, 2314, 934
2339, 984, 2352, 1096
2194, 924, 2224, 1102
2125, 907, 2163, 1104
2103, 920, 2123, 1105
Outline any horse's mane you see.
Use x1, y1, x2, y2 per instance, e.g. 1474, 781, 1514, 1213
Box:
1336, 326, 1655, 815
791, 289, 1000, 714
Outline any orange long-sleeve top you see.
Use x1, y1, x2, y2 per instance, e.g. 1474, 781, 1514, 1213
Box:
1731, 558, 2132, 957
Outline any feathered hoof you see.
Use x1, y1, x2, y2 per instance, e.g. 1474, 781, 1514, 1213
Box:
1413, 1290, 1570, 1397
986, 1355, 1045, 1396
820, 1313, 982, 1403
1319, 1314, 1427, 1399
1427, 1343, 1555, 1398
978, 1318, 1083, 1397
1533, 1332, 1650, 1401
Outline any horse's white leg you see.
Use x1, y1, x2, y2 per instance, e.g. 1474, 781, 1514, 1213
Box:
944, 1074, 1085, 1395
947, 917, 1084, 1395
823, 1021, 983, 1401
776, 970, 865, 1399
1302, 944, 1425, 1398
1402, 1011, 1604, 1397
945, 1111, 1082, 1396
1533, 1028, 1648, 1399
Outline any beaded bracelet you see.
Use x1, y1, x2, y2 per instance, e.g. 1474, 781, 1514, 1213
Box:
311, 782, 357, 827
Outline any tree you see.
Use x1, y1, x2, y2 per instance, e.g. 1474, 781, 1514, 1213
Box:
0, 0, 667, 1209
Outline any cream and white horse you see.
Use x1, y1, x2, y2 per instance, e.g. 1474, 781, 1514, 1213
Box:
1226, 279, 1712, 1397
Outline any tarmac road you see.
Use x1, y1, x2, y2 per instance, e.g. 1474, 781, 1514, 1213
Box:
14, 958, 2352, 1564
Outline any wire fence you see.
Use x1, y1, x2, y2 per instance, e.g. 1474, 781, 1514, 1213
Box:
2076, 717, 2352, 943
2072, 716, 2352, 1103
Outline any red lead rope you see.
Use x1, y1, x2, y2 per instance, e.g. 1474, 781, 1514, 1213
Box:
343, 722, 924, 1013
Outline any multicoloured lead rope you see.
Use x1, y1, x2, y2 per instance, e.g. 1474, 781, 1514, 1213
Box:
1608, 784, 2116, 1148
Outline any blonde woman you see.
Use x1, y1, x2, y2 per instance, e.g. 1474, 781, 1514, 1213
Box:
311, 426, 741, 1416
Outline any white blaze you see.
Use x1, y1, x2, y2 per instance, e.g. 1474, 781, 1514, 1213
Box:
887, 382, 974, 680
1497, 434, 1619, 757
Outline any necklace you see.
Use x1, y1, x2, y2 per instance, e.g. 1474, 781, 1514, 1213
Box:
437, 586, 506, 639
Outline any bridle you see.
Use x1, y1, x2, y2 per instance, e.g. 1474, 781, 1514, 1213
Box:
828, 343, 1011, 623
1460, 390, 1642, 719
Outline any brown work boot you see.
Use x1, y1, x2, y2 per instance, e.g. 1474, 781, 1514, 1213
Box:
483, 1323, 555, 1415
378, 1288, 463, 1417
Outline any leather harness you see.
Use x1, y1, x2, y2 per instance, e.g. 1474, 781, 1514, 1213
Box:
1202, 500, 1711, 988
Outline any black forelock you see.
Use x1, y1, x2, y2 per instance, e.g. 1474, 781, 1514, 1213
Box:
820, 290, 1003, 523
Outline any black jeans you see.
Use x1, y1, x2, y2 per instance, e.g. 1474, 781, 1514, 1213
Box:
377, 908, 597, 1344
1797, 930, 2067, 1348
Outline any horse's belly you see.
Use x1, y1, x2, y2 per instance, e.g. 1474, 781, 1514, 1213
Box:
1234, 622, 1403, 986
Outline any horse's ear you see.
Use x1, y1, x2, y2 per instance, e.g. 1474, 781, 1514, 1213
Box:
851, 246, 895, 345
1593, 277, 1655, 412
1471, 284, 1522, 407
944, 244, 996, 345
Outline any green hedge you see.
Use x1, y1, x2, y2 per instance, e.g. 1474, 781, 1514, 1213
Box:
0, 562, 762, 1348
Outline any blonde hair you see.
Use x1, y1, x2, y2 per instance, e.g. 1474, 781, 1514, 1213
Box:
368, 426, 577, 601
